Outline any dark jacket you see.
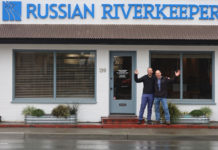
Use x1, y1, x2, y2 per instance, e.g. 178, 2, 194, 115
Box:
134, 74, 155, 94
154, 76, 177, 98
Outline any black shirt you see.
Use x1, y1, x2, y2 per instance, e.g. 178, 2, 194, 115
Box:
134, 74, 155, 94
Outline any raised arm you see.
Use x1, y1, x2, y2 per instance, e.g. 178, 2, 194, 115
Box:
166, 70, 180, 84
134, 69, 144, 83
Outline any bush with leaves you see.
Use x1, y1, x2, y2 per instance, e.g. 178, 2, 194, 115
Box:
160, 102, 181, 123
22, 106, 37, 116
52, 105, 70, 118
68, 104, 79, 115
200, 107, 212, 117
31, 109, 45, 117
189, 110, 204, 117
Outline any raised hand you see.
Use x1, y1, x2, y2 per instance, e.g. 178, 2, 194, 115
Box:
134, 69, 139, 74
175, 70, 180, 77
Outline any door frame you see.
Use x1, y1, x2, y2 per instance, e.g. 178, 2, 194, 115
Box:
109, 51, 137, 115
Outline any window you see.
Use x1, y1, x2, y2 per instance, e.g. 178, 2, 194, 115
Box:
183, 54, 212, 99
113, 56, 132, 100
15, 52, 53, 98
56, 52, 95, 98
151, 52, 213, 104
14, 50, 96, 103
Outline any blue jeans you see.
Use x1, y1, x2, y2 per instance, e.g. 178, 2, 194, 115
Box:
154, 98, 170, 122
139, 94, 154, 121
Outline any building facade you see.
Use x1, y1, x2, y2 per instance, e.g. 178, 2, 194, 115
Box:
0, 0, 218, 122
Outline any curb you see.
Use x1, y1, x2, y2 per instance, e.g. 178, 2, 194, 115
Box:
0, 124, 218, 129
24, 133, 128, 140
1, 132, 218, 141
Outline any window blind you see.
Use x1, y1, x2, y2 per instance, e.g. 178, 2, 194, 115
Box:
56, 52, 95, 98
15, 52, 53, 98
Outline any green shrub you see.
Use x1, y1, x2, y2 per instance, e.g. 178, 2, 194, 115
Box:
189, 110, 204, 117
68, 104, 79, 115
22, 106, 36, 116
52, 105, 70, 118
200, 107, 212, 117
160, 102, 181, 123
31, 109, 45, 117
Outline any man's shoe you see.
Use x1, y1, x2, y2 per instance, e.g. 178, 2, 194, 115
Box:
147, 120, 152, 125
137, 120, 143, 124
166, 121, 171, 125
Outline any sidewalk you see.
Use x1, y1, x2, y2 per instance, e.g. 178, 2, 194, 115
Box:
0, 127, 218, 141
0, 122, 218, 140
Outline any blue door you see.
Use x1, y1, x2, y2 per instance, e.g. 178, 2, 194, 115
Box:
110, 51, 136, 114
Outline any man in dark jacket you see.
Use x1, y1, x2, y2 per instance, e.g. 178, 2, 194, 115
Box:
134, 68, 155, 124
154, 70, 180, 125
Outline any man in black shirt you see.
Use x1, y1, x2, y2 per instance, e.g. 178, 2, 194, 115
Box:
134, 68, 155, 124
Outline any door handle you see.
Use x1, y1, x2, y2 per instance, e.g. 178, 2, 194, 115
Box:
110, 87, 113, 90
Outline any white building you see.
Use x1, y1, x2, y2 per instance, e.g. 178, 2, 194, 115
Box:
0, 0, 217, 122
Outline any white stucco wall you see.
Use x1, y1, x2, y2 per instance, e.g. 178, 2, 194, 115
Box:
0, 44, 217, 122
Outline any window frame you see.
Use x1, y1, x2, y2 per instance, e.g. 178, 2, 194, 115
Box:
149, 51, 215, 105
12, 49, 97, 104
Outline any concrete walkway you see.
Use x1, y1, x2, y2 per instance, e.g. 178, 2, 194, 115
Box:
0, 128, 218, 141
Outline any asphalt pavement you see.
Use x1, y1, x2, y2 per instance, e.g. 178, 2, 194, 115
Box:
0, 139, 218, 150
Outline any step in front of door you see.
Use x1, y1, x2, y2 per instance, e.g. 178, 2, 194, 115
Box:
101, 117, 144, 124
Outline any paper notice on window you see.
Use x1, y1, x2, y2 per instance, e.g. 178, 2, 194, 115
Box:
117, 70, 128, 78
